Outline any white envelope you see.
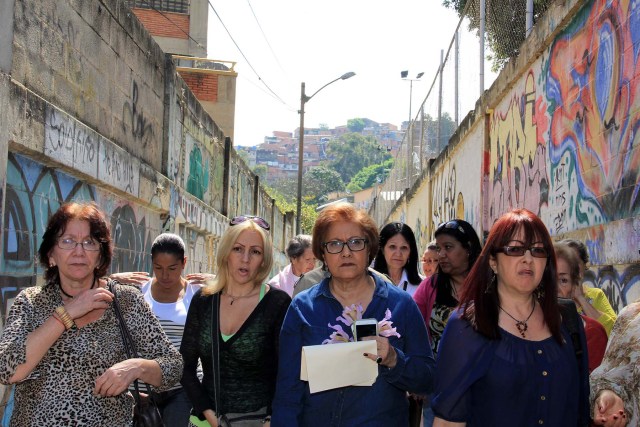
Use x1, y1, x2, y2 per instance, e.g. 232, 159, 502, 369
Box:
300, 340, 379, 393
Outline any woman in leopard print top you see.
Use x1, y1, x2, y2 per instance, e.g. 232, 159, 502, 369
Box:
0, 202, 183, 426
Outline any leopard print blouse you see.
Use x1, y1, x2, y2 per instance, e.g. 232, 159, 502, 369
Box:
590, 301, 640, 425
0, 280, 183, 426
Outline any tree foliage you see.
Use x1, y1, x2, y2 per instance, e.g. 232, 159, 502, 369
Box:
327, 133, 392, 183
303, 166, 345, 204
253, 164, 268, 182
264, 184, 318, 234
347, 118, 366, 133
442, 0, 552, 71
346, 159, 394, 193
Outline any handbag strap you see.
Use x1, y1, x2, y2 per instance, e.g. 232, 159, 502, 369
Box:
110, 281, 153, 399
211, 293, 221, 423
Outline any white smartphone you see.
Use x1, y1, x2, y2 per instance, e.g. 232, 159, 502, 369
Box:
352, 318, 379, 341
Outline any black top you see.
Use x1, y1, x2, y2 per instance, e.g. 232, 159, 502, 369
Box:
180, 286, 291, 416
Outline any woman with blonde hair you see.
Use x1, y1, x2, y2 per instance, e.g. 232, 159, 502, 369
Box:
180, 216, 291, 427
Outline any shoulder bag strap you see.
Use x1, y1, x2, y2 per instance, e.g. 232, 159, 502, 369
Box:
211, 293, 221, 422
110, 281, 153, 400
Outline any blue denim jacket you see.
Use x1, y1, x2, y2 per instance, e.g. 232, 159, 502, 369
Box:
272, 273, 435, 426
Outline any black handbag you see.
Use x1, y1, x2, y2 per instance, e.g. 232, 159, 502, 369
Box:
111, 282, 166, 427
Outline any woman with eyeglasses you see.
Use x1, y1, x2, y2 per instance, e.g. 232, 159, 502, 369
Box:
0, 202, 183, 426
373, 222, 423, 296
272, 203, 435, 426
180, 215, 291, 427
421, 241, 439, 277
412, 219, 482, 426
431, 209, 589, 427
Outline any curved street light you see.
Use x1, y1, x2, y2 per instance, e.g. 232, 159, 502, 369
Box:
296, 72, 356, 234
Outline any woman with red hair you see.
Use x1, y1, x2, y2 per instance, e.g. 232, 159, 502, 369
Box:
431, 209, 589, 427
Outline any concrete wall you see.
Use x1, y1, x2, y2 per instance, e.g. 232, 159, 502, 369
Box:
387, 0, 640, 311
0, 0, 292, 414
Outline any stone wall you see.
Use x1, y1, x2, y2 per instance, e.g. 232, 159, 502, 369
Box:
0, 0, 292, 415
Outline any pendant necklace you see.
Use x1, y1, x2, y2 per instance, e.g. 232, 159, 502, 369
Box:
224, 286, 259, 305
499, 299, 536, 338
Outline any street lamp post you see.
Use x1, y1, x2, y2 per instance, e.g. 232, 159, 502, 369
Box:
400, 70, 424, 188
296, 71, 356, 234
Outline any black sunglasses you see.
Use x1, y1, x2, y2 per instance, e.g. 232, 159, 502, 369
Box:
496, 245, 549, 258
437, 220, 466, 235
229, 215, 270, 231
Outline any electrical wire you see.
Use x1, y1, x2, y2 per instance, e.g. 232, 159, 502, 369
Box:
245, 0, 289, 78
207, 0, 292, 108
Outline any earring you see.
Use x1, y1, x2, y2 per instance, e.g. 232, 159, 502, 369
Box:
49, 259, 56, 267
485, 272, 496, 294
534, 284, 545, 300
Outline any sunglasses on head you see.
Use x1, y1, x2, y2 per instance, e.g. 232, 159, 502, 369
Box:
229, 215, 270, 231
496, 245, 549, 258
437, 220, 466, 235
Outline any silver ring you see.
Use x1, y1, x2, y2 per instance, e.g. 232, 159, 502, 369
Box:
375, 356, 383, 364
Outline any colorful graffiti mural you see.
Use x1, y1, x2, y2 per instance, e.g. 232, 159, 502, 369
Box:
546, 0, 640, 223
487, 72, 550, 229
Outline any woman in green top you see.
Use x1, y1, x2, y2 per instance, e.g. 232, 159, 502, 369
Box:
180, 216, 291, 427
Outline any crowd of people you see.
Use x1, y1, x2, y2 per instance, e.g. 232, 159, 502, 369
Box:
0, 201, 636, 427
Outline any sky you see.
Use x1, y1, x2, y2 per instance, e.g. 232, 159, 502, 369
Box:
205, 1, 495, 147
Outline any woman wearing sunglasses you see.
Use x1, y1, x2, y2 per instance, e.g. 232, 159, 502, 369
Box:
180, 215, 291, 427
412, 219, 482, 426
431, 209, 589, 427
272, 203, 435, 426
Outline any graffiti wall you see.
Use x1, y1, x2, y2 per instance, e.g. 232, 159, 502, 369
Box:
429, 123, 484, 239
2, 153, 160, 317
481, 0, 640, 303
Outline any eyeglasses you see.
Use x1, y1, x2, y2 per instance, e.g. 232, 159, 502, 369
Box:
496, 245, 549, 258
437, 220, 466, 235
57, 238, 101, 251
229, 215, 270, 231
323, 238, 368, 254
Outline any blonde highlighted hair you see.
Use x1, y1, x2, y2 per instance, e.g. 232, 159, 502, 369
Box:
202, 220, 273, 295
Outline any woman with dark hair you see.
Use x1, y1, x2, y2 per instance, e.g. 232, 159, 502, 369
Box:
133, 233, 204, 426
0, 202, 183, 426
272, 203, 435, 425
373, 222, 423, 295
413, 219, 482, 354
412, 219, 482, 426
268, 234, 315, 297
431, 209, 589, 427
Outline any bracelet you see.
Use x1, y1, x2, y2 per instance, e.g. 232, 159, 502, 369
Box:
55, 306, 76, 330
51, 313, 66, 329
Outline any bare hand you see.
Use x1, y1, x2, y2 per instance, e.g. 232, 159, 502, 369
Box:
186, 273, 215, 284
362, 336, 397, 368
203, 409, 219, 427
593, 390, 627, 426
110, 272, 150, 286
64, 287, 114, 320
94, 358, 141, 397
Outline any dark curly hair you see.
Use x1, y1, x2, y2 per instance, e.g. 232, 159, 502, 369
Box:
38, 202, 113, 283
